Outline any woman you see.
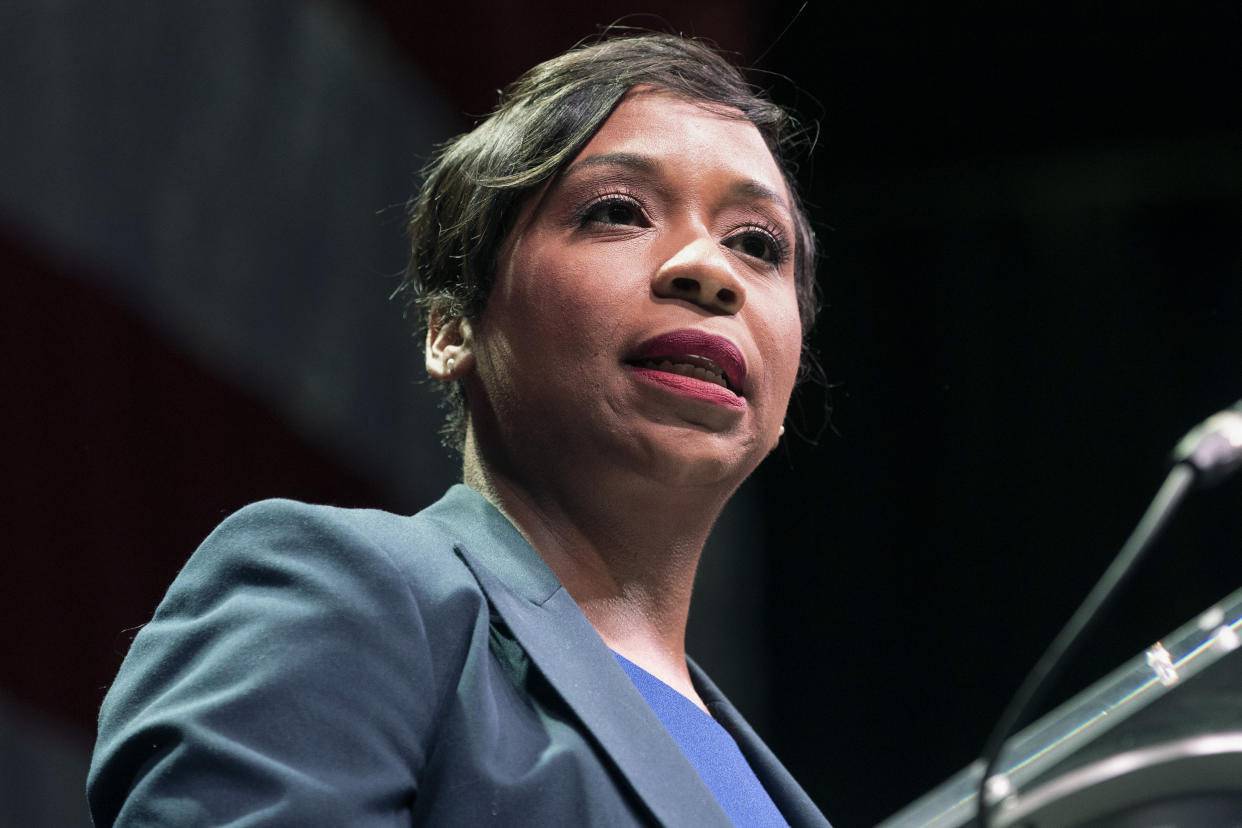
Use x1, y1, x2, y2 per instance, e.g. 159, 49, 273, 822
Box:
88, 34, 829, 827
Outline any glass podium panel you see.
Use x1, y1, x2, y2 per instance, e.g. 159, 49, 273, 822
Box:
878, 584, 1242, 828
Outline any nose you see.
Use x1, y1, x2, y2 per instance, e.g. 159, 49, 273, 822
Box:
652, 237, 746, 315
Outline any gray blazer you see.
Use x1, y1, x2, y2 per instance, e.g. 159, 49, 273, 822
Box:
88, 484, 831, 826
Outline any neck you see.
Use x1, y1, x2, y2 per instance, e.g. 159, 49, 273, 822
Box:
463, 426, 738, 705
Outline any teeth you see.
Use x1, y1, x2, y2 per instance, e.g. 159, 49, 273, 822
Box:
641, 358, 727, 389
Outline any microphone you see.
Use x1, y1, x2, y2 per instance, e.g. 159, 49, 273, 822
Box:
1172, 400, 1242, 488
975, 398, 1242, 827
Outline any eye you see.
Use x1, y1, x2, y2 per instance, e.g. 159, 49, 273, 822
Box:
580, 196, 645, 227
724, 226, 790, 266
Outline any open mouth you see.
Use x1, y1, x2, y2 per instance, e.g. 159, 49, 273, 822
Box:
630, 355, 735, 392
625, 329, 748, 407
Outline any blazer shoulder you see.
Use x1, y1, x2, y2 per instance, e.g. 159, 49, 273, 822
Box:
88, 495, 490, 827
190, 496, 479, 603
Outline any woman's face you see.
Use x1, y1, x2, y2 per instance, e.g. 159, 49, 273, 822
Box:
461, 89, 803, 491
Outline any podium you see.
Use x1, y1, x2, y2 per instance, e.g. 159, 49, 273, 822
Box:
879, 585, 1242, 827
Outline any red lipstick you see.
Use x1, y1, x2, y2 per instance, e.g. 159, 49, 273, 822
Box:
626, 329, 747, 410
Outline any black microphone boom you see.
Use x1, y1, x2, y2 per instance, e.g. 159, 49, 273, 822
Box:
974, 399, 1242, 828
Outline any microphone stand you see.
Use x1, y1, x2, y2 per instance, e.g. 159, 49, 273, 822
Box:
974, 401, 1242, 828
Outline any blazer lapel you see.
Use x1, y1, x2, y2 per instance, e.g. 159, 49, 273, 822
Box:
430, 486, 731, 827
459, 545, 734, 827
691, 660, 833, 828
430, 485, 820, 826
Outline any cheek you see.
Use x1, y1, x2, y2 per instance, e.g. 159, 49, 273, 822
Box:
764, 291, 805, 391
502, 242, 578, 315
509, 247, 633, 344
483, 252, 607, 382
488, 248, 567, 343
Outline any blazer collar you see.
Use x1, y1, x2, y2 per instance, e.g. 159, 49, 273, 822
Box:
424, 485, 734, 827
692, 662, 833, 828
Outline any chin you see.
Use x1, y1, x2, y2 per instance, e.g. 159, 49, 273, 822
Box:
627, 427, 765, 491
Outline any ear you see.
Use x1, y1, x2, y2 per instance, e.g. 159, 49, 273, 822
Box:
425, 310, 476, 381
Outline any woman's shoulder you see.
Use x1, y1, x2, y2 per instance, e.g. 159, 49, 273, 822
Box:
186, 487, 487, 602
205, 492, 454, 552
88, 487, 494, 826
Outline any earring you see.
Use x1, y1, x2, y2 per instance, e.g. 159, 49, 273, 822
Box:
779, 425, 786, 437
446, 357, 455, 376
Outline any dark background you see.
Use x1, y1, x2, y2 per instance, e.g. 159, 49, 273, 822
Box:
5, 3, 1241, 826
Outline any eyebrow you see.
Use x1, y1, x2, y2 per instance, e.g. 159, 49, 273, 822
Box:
560, 151, 792, 215
560, 151, 660, 180
727, 178, 792, 216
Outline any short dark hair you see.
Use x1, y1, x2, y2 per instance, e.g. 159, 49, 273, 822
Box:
399, 32, 819, 451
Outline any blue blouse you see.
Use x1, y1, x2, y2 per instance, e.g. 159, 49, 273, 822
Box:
614, 653, 791, 827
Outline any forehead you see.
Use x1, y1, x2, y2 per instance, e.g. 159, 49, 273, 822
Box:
567, 90, 791, 207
